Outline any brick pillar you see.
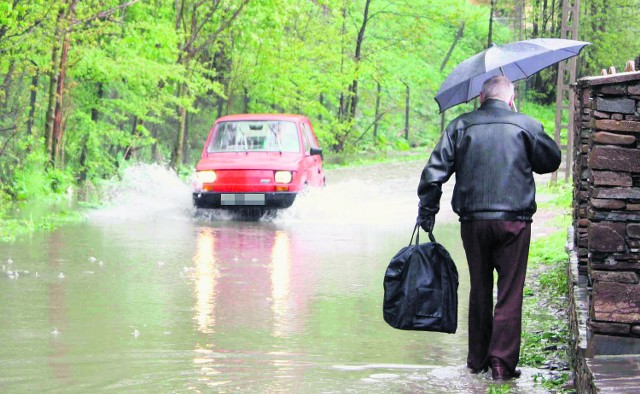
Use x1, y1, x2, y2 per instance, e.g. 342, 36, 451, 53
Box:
573, 72, 640, 346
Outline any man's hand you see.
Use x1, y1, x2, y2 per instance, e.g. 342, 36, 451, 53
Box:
417, 209, 435, 233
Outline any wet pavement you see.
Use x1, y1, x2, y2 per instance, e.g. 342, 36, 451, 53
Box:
0, 162, 560, 393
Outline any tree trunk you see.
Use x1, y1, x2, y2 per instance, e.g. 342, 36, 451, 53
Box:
124, 116, 139, 160
170, 82, 187, 169
1, 61, 15, 110
338, 5, 347, 121
403, 82, 410, 140
346, 0, 371, 121
373, 81, 381, 138
441, 22, 465, 71
151, 123, 159, 161
45, 0, 78, 167
52, 34, 71, 166
182, 111, 189, 165
79, 82, 103, 182
488, 0, 495, 47
45, 36, 62, 163
26, 61, 40, 153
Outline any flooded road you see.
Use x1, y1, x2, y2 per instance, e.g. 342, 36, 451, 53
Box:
1, 161, 555, 393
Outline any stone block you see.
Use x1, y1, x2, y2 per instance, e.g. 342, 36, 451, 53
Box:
590, 321, 631, 335
590, 210, 640, 222
589, 222, 627, 252
578, 219, 590, 227
594, 119, 640, 133
632, 325, 640, 335
593, 110, 610, 119
592, 281, 640, 323
627, 115, 640, 121
629, 84, 640, 95
592, 199, 626, 209
612, 113, 625, 121
599, 85, 628, 95
627, 204, 640, 210
628, 223, 640, 238
591, 260, 640, 271
587, 336, 640, 357
592, 187, 640, 199
590, 270, 639, 283
590, 146, 640, 172
592, 131, 636, 145
592, 171, 633, 186
612, 253, 640, 261
595, 97, 636, 114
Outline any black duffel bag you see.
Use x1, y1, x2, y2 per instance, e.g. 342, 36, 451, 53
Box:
383, 224, 458, 333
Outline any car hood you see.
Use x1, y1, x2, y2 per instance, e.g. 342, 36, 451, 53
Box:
196, 151, 304, 171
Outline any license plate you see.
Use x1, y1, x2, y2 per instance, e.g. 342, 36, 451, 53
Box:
221, 194, 265, 206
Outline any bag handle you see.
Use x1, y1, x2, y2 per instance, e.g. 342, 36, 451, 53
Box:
411, 223, 436, 245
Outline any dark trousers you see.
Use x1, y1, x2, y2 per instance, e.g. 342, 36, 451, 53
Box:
460, 220, 531, 373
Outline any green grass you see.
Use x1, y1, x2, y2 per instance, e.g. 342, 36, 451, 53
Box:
520, 209, 574, 392
0, 204, 85, 242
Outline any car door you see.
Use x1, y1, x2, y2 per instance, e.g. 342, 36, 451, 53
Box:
300, 120, 324, 187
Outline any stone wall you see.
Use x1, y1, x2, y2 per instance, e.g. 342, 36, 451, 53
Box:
572, 71, 640, 340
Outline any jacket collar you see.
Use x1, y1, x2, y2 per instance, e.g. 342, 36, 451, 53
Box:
479, 98, 511, 111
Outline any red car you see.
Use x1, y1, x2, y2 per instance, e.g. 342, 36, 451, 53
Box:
193, 114, 325, 211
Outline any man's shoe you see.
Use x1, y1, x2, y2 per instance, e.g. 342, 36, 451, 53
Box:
490, 357, 521, 380
468, 365, 488, 374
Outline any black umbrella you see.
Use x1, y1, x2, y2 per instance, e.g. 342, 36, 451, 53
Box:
434, 38, 591, 113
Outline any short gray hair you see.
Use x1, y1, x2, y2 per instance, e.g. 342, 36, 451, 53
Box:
481, 76, 514, 102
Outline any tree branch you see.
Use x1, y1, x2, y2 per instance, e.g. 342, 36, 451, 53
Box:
71, 0, 142, 29
193, 0, 250, 56
0, 126, 19, 157
354, 110, 389, 144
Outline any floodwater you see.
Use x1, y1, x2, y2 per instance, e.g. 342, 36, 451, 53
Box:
1, 162, 555, 393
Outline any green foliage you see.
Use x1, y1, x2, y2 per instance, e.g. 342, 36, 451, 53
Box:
487, 385, 513, 394
0, 0, 637, 209
578, 0, 640, 76
8, 152, 74, 201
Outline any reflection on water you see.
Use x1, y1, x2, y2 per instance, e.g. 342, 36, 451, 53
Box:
0, 163, 557, 393
194, 228, 218, 334
271, 231, 294, 338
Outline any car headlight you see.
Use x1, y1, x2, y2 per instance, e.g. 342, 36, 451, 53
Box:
197, 170, 217, 183
274, 171, 292, 184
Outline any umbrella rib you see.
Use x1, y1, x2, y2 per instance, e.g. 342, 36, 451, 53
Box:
513, 61, 528, 78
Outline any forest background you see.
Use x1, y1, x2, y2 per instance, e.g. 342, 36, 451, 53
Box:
0, 0, 639, 206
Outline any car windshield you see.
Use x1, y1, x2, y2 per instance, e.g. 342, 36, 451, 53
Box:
207, 120, 300, 153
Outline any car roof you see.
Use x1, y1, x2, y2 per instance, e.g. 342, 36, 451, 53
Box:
214, 114, 309, 123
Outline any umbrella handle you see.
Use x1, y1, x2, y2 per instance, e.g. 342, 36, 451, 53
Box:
512, 101, 518, 112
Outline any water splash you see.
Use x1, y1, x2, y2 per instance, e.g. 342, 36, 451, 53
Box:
272, 179, 417, 226
88, 163, 192, 221
86, 163, 418, 226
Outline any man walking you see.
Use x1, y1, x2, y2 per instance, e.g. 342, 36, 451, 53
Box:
416, 76, 561, 380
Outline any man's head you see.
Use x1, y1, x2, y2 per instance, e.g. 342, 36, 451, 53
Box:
479, 76, 514, 107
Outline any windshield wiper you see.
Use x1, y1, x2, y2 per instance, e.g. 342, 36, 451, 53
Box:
269, 129, 283, 154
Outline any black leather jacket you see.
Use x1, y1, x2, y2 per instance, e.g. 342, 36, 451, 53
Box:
418, 99, 561, 222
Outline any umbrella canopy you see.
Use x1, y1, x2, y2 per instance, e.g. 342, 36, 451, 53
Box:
434, 38, 591, 113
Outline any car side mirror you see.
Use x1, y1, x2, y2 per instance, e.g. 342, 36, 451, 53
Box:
310, 147, 323, 159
